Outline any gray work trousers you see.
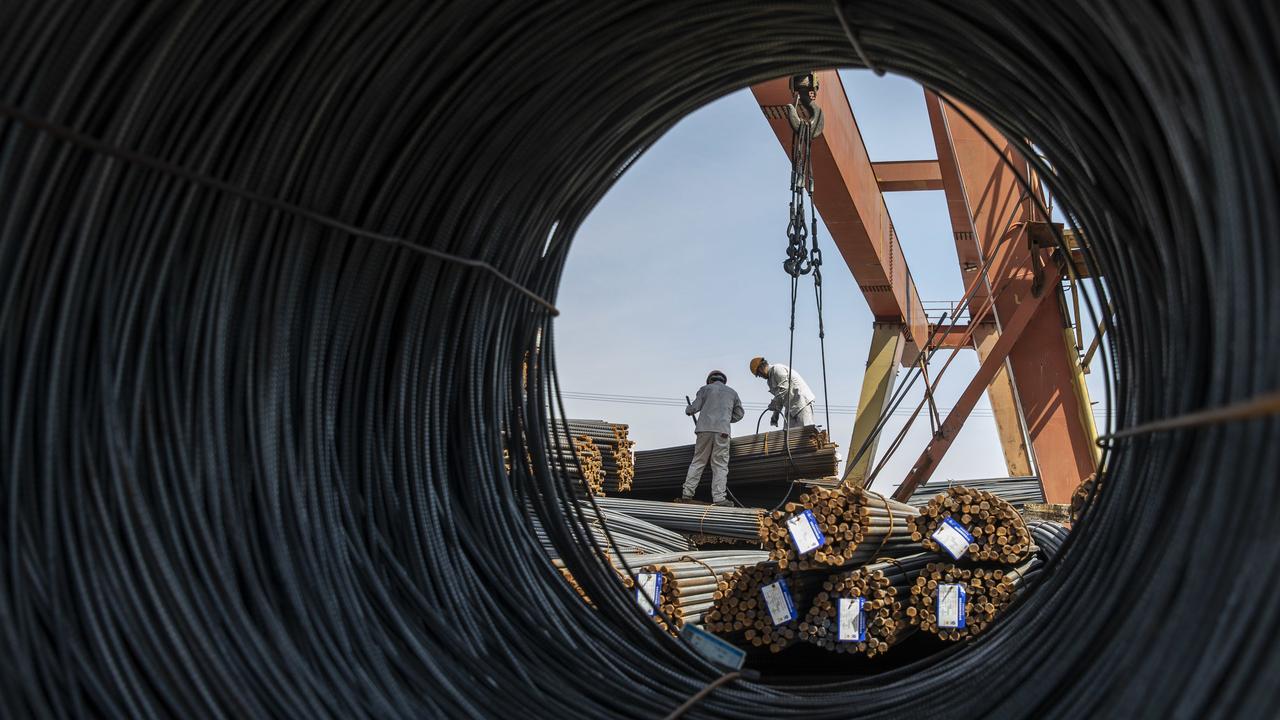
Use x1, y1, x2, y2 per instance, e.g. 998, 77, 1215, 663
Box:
682, 431, 731, 501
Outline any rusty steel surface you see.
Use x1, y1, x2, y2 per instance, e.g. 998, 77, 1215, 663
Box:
972, 325, 1036, 477
928, 94, 1097, 504
923, 322, 992, 351
925, 91, 990, 306
753, 72, 929, 349
893, 257, 1055, 501
871, 160, 943, 192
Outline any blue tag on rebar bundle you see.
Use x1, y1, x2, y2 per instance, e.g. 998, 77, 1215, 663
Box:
837, 597, 866, 642
937, 583, 967, 629
635, 572, 663, 617
681, 624, 746, 670
760, 579, 796, 626
786, 509, 825, 556
932, 516, 975, 560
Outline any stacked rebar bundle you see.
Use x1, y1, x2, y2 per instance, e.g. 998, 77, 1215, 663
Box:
906, 476, 1044, 509
552, 551, 759, 614
568, 436, 605, 495
1071, 472, 1100, 522
506, 436, 605, 495
905, 557, 1042, 641
557, 568, 594, 607
759, 485, 920, 570
531, 506, 691, 558
680, 531, 761, 548
556, 420, 636, 493
590, 507, 692, 554
629, 551, 770, 634
909, 486, 1033, 563
589, 497, 764, 541
799, 476, 842, 491
628, 427, 838, 499
602, 427, 636, 493
798, 552, 934, 657
703, 563, 822, 653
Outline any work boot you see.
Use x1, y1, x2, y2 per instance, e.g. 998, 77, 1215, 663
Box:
673, 496, 694, 504
711, 499, 734, 508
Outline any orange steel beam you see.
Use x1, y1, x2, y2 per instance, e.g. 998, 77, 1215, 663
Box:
925, 93, 989, 305
924, 323, 995, 350
926, 90, 1032, 477
926, 93, 1097, 504
752, 72, 929, 351
872, 160, 943, 192
892, 263, 1054, 501
971, 323, 1035, 476
1062, 229, 1094, 278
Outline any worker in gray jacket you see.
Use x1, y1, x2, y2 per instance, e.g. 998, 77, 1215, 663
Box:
750, 356, 816, 428
677, 370, 744, 506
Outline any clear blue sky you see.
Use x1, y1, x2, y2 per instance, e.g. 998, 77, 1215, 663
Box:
553, 70, 1106, 497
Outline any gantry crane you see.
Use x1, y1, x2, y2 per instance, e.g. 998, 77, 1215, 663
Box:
752, 71, 1098, 505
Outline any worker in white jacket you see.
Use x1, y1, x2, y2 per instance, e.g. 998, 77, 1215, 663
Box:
677, 370, 744, 506
749, 356, 816, 428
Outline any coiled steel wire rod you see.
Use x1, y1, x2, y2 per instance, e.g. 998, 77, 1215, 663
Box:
0, 1, 1277, 717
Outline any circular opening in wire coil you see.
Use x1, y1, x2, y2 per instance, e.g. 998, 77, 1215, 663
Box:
551, 67, 1110, 677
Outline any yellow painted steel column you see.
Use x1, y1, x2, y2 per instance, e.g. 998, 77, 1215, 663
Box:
845, 323, 905, 485
972, 325, 1035, 477
1064, 327, 1102, 467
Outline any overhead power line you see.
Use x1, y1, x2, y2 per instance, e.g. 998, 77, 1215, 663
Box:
559, 390, 1110, 420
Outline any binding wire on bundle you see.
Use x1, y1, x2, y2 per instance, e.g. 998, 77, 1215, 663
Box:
1, 1, 1277, 718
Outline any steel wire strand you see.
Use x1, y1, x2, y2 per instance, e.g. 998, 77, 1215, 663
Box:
0, 1, 1277, 719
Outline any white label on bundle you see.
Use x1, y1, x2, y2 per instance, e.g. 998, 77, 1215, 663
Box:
760, 579, 795, 626
837, 597, 865, 642
786, 509, 824, 556
681, 625, 746, 670
931, 516, 975, 560
937, 583, 967, 629
635, 573, 662, 616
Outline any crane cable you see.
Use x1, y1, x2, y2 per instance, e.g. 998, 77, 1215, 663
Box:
765, 74, 832, 511
783, 78, 832, 429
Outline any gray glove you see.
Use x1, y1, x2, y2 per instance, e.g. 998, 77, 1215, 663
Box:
770, 411, 780, 427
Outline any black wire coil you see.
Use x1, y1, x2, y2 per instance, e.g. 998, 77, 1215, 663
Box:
1, 1, 1277, 717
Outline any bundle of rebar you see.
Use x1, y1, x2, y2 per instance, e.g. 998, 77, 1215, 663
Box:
703, 563, 824, 653
590, 507, 692, 554
758, 485, 921, 570
569, 436, 605, 495
504, 435, 605, 496
906, 476, 1044, 509
557, 568, 594, 608
604, 427, 636, 493
628, 427, 839, 499
909, 486, 1033, 563
798, 552, 934, 657
552, 551, 757, 614
531, 506, 691, 558
607, 549, 767, 571
1071, 472, 1101, 523
680, 532, 761, 548
799, 476, 843, 491
905, 558, 1043, 641
627, 551, 770, 634
589, 497, 764, 541
556, 420, 636, 493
